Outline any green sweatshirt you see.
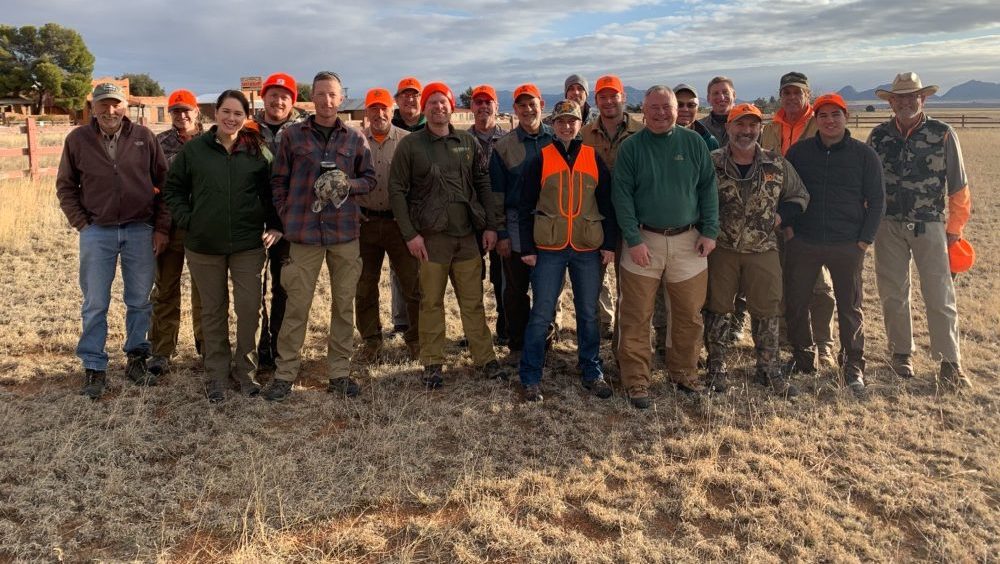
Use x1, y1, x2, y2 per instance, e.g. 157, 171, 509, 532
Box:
613, 126, 719, 247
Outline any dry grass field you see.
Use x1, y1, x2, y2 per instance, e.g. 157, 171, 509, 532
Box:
0, 125, 998, 562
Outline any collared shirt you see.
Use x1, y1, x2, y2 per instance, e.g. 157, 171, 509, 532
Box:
157, 124, 203, 166
468, 122, 506, 174
580, 112, 644, 171
271, 116, 376, 246
101, 128, 122, 161
356, 125, 408, 211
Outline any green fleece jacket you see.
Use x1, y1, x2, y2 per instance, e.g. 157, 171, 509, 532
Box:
163, 128, 277, 255
613, 126, 719, 247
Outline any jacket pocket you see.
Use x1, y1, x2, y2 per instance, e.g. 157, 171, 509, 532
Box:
533, 210, 561, 249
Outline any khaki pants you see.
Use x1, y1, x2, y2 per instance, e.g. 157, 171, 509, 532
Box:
185, 247, 265, 384
418, 233, 496, 367
275, 240, 362, 382
707, 248, 782, 317
617, 229, 708, 392
150, 225, 202, 357
874, 220, 960, 362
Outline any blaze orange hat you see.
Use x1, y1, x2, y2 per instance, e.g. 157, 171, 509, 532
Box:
727, 103, 764, 123
595, 75, 624, 95
471, 84, 497, 103
364, 88, 394, 109
949, 238, 975, 274
167, 89, 197, 111
261, 73, 297, 104
813, 93, 848, 114
513, 83, 542, 101
420, 82, 455, 111
395, 77, 422, 97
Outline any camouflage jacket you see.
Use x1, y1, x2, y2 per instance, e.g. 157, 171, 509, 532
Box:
156, 124, 203, 167
468, 123, 506, 176
711, 146, 809, 253
867, 115, 968, 223
254, 107, 309, 155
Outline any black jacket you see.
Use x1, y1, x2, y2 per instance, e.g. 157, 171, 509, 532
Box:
786, 130, 886, 244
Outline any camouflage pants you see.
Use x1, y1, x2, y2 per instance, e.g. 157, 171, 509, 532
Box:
705, 312, 780, 378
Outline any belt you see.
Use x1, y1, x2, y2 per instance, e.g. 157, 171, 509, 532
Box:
640, 223, 694, 237
360, 207, 394, 219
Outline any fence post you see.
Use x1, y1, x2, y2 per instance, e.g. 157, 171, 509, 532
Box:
25, 116, 40, 180
961, 115, 966, 128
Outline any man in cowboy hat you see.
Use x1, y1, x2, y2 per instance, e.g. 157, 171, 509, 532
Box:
867, 72, 973, 389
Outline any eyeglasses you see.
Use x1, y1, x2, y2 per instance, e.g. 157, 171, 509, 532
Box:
678, 102, 699, 109
397, 92, 419, 100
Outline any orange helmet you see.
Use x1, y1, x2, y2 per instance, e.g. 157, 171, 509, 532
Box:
948, 238, 975, 274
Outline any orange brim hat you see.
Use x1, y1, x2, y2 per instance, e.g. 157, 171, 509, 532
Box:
813, 93, 848, 114
472, 84, 497, 103
365, 88, 394, 109
727, 103, 763, 123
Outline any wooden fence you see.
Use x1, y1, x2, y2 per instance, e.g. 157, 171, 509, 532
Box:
0, 117, 72, 181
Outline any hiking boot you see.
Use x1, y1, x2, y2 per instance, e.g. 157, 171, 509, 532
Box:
235, 374, 262, 397
784, 357, 816, 376
755, 368, 800, 398
126, 351, 156, 386
524, 384, 543, 402
328, 376, 360, 398
206, 378, 226, 403
939, 361, 972, 390
354, 341, 382, 365
147, 355, 169, 376
80, 369, 106, 400
627, 386, 651, 409
481, 360, 510, 381
817, 352, 839, 369
582, 377, 613, 399
675, 380, 706, 397
891, 353, 914, 378
262, 379, 293, 402
706, 371, 729, 394
422, 364, 444, 389
844, 372, 866, 398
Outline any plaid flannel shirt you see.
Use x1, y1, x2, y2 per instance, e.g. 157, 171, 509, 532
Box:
271, 116, 376, 246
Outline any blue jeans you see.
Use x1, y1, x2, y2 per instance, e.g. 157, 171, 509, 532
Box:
77, 223, 155, 370
519, 248, 603, 386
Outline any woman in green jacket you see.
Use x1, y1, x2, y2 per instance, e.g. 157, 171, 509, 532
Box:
163, 90, 282, 402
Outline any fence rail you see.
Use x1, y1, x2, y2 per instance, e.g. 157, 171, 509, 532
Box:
0, 118, 73, 180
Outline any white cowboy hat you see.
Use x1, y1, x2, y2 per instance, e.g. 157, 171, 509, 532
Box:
876, 72, 939, 100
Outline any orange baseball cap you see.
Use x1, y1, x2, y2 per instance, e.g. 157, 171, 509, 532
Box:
396, 77, 422, 96
262, 73, 297, 103
167, 89, 197, 111
595, 75, 624, 95
949, 238, 975, 274
813, 93, 848, 114
364, 88, 394, 109
420, 82, 455, 111
727, 103, 764, 123
513, 83, 542, 101
472, 84, 497, 102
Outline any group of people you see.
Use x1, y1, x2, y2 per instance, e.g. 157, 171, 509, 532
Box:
56, 68, 973, 407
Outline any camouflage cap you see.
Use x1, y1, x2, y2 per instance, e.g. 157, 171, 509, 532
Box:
92, 83, 126, 103
551, 99, 582, 121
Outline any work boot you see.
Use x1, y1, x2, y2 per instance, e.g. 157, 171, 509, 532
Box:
582, 376, 613, 399
80, 369, 107, 400
891, 353, 914, 378
817, 346, 838, 369
524, 384, 543, 402
147, 355, 169, 377
126, 351, 156, 386
939, 361, 972, 390
674, 379, 706, 397
422, 364, 444, 389
262, 379, 293, 402
234, 373, 262, 397
327, 376, 360, 397
206, 378, 226, 403
844, 368, 866, 399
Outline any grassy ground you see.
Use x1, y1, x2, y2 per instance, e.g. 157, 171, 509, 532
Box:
0, 129, 997, 562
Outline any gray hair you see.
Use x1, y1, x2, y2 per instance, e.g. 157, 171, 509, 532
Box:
644, 85, 675, 99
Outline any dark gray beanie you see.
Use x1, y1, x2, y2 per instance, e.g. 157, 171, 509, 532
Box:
564, 74, 589, 95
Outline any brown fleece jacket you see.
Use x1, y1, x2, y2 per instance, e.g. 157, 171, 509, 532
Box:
56, 117, 169, 234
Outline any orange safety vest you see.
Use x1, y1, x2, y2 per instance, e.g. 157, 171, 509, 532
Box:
533, 143, 605, 252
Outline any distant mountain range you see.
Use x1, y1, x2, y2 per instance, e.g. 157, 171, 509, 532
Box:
837, 80, 1000, 102
487, 80, 1000, 110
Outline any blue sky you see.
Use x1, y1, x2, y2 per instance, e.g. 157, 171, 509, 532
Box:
8, 0, 1000, 101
